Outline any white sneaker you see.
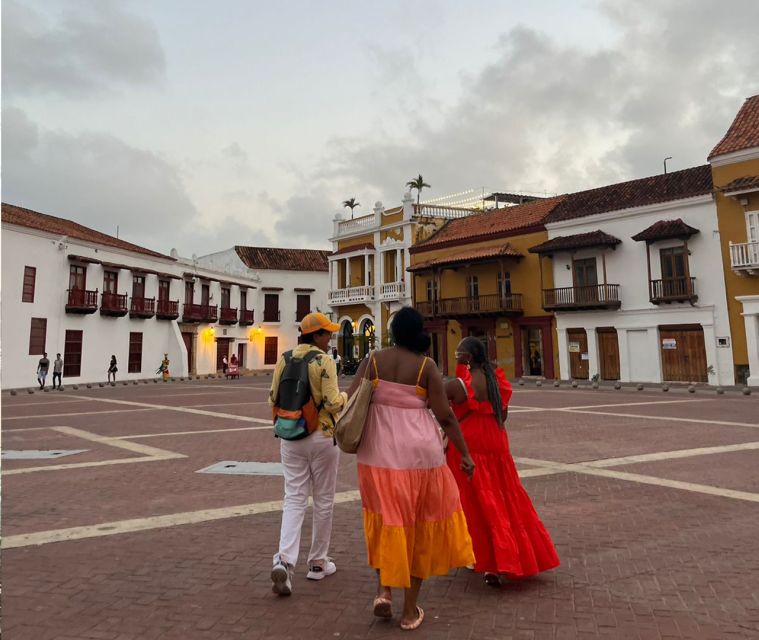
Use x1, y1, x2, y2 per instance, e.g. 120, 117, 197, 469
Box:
306, 559, 337, 581
271, 559, 293, 596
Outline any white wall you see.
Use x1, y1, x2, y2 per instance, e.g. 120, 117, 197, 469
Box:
548, 196, 735, 385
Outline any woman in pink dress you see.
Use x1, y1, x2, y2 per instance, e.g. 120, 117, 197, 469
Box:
349, 307, 475, 631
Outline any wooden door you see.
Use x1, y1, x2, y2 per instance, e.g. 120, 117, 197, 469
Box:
69, 265, 86, 290
237, 343, 245, 368
216, 338, 231, 371
63, 330, 83, 377
182, 332, 194, 374
264, 294, 279, 322
201, 284, 210, 306
264, 336, 279, 365
659, 326, 707, 382
598, 328, 620, 380
567, 329, 589, 379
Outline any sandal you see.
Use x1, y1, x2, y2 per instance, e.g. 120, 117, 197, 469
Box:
484, 573, 501, 587
400, 606, 424, 631
373, 595, 392, 619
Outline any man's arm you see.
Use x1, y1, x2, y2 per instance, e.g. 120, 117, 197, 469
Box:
319, 357, 347, 415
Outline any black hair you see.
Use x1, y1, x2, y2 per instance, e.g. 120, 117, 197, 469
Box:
300, 328, 330, 345
459, 336, 504, 427
390, 306, 431, 354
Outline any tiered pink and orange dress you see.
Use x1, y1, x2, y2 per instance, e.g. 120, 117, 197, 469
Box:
446, 364, 559, 577
357, 358, 475, 588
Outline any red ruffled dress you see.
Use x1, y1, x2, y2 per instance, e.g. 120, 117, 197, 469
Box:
446, 364, 560, 577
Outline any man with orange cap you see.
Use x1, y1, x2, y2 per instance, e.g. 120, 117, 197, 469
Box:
269, 312, 347, 596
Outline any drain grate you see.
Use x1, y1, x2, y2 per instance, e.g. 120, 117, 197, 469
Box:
2, 449, 89, 460
196, 461, 284, 476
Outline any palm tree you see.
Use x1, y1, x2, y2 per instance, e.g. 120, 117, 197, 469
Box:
342, 197, 361, 219
406, 174, 431, 206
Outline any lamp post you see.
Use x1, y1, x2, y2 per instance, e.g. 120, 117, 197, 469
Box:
663, 156, 672, 174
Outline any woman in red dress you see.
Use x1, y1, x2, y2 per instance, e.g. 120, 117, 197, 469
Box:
445, 337, 560, 586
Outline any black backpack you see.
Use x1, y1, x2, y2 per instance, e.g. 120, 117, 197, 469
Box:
272, 350, 322, 440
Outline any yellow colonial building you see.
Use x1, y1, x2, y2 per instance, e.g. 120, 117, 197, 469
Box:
408, 197, 563, 378
708, 94, 759, 386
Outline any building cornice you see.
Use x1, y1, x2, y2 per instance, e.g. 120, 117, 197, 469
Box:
709, 147, 759, 167
409, 224, 545, 255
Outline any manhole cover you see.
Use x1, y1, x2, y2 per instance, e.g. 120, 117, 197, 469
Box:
2, 449, 89, 460
196, 461, 284, 476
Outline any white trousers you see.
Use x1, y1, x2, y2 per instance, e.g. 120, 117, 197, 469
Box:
274, 432, 340, 567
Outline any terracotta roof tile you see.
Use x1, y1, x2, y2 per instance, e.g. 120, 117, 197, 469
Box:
709, 95, 759, 159
545, 166, 713, 223
411, 196, 565, 253
631, 219, 699, 243
2, 203, 173, 260
528, 230, 622, 254
408, 244, 523, 271
720, 175, 759, 194
234, 246, 329, 272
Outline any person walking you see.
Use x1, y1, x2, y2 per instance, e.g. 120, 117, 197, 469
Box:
349, 306, 475, 631
331, 347, 342, 376
269, 312, 347, 596
52, 353, 63, 390
222, 355, 228, 375
37, 352, 50, 389
446, 337, 559, 586
107, 355, 118, 383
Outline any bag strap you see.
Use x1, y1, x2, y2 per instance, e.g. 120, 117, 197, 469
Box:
415, 357, 428, 387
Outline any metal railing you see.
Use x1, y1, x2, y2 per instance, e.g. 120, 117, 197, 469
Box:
649, 277, 696, 302
239, 309, 255, 325
729, 241, 759, 269
100, 291, 128, 314
156, 299, 180, 319
263, 309, 280, 322
543, 284, 620, 310
328, 285, 374, 304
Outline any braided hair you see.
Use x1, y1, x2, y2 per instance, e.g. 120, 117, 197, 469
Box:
460, 336, 504, 427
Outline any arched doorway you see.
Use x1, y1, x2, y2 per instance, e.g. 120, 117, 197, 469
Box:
359, 318, 375, 359
339, 320, 354, 361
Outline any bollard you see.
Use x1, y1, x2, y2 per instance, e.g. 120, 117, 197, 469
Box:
743, 387, 751, 396
688, 385, 696, 394
716, 387, 724, 395
73, 385, 79, 390
614, 382, 622, 390
592, 382, 599, 389
571, 381, 578, 388
86, 384, 92, 388
99, 383, 105, 387
44, 387, 50, 392
636, 384, 644, 391
662, 385, 669, 392
28, 389, 34, 394
518, 379, 524, 386
10, 390, 17, 396
536, 380, 543, 387
553, 381, 560, 388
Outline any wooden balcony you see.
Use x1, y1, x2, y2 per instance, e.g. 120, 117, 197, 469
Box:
239, 309, 255, 326
183, 303, 218, 323
417, 294, 523, 319
219, 307, 238, 325
542, 284, 621, 311
649, 277, 697, 304
130, 296, 155, 319
100, 291, 128, 317
156, 299, 180, 320
66, 289, 98, 314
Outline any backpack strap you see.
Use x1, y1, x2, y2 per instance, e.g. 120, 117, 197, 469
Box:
273, 351, 294, 406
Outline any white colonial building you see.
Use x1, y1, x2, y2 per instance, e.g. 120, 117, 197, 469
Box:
1, 203, 329, 389
528, 166, 736, 386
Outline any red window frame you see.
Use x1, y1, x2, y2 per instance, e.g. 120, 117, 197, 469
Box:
69, 265, 86, 290
264, 336, 279, 365
22, 266, 36, 303
28, 317, 47, 355
103, 270, 119, 293
63, 330, 83, 377
128, 332, 143, 373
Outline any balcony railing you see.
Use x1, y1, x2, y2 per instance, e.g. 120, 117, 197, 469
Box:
729, 241, 759, 273
328, 285, 374, 305
379, 281, 407, 300
156, 299, 180, 320
183, 303, 218, 323
413, 204, 475, 219
239, 309, 255, 325
649, 277, 697, 304
129, 296, 155, 319
66, 288, 98, 314
219, 307, 238, 325
263, 309, 281, 323
100, 291, 128, 317
542, 284, 621, 311
337, 214, 375, 235
417, 294, 523, 318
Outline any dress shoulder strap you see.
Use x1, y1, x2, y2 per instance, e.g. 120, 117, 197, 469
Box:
415, 357, 429, 396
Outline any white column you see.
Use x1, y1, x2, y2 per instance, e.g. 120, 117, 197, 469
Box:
345, 258, 351, 289
364, 253, 370, 287
617, 329, 631, 382
377, 252, 385, 287
395, 249, 402, 282
648, 328, 663, 383
745, 311, 759, 387
702, 323, 721, 387
556, 327, 569, 381
586, 327, 600, 380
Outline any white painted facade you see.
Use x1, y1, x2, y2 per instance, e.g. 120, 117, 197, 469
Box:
736, 295, 759, 387
545, 195, 736, 386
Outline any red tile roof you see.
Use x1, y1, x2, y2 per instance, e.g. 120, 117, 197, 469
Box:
720, 175, 759, 194
545, 166, 713, 223
2, 203, 173, 260
411, 196, 565, 253
709, 95, 759, 159
528, 230, 622, 254
234, 246, 329, 272
409, 244, 523, 271
330, 242, 374, 256
631, 218, 699, 243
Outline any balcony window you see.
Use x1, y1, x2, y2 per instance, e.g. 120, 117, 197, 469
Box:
201, 283, 210, 306
296, 294, 310, 321
466, 275, 479, 298
573, 258, 598, 287
184, 281, 194, 304
133, 275, 145, 298
70, 264, 86, 290
497, 271, 512, 296
426, 280, 438, 302
264, 293, 280, 322
221, 286, 231, 309
103, 270, 118, 294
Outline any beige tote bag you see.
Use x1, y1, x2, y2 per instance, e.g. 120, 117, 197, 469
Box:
334, 354, 378, 453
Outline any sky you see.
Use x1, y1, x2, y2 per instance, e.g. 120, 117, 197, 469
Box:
2, 0, 758, 256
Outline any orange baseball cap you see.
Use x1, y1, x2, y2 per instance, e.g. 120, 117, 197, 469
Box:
300, 312, 340, 335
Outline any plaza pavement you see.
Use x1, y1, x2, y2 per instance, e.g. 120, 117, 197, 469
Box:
2, 376, 759, 639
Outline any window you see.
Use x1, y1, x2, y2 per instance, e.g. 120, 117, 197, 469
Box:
660, 246, 690, 297
221, 286, 231, 308
184, 281, 194, 304
264, 294, 280, 322
69, 265, 86, 290
22, 266, 36, 303
296, 294, 310, 321
201, 283, 210, 306
132, 275, 145, 298
103, 270, 118, 293
497, 271, 512, 296
128, 332, 143, 373
466, 275, 479, 298
63, 330, 83, 377
426, 280, 438, 301
159, 279, 170, 302
573, 258, 598, 287
264, 336, 279, 365
240, 289, 247, 311
29, 318, 47, 354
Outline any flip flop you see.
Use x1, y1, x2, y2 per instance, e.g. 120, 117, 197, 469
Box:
400, 606, 424, 630
373, 596, 392, 619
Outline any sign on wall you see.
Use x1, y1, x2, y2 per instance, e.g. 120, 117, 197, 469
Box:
568, 342, 580, 353
662, 338, 677, 350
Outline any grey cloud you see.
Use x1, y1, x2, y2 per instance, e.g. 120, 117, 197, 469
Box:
272, 190, 336, 250
2, 0, 165, 97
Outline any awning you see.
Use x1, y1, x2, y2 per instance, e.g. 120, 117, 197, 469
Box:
720, 176, 759, 196
528, 230, 622, 255
631, 218, 699, 243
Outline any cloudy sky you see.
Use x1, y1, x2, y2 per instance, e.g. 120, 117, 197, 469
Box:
3, 0, 758, 255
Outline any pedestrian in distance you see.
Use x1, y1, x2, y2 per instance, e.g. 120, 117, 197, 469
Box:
52, 353, 63, 389
269, 312, 347, 596
107, 355, 118, 383
348, 306, 475, 631
331, 347, 342, 376
222, 355, 228, 374
37, 352, 50, 389
445, 337, 559, 587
